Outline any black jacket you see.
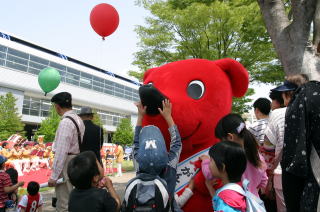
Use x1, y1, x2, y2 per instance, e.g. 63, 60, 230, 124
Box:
81, 120, 104, 162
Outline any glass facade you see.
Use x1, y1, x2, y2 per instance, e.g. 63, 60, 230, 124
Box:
0, 44, 139, 102
23, 96, 129, 127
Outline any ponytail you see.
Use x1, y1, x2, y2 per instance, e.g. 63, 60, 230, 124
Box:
215, 113, 262, 168
240, 129, 261, 168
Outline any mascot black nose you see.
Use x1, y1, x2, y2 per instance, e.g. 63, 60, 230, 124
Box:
139, 84, 167, 115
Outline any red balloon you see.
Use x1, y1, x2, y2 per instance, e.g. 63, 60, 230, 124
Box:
90, 3, 120, 39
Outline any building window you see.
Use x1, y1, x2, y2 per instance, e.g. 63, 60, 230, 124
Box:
1, 45, 139, 102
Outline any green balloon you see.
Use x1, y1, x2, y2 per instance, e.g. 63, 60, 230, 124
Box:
38, 67, 61, 95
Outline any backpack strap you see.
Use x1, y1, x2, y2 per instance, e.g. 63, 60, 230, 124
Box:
310, 143, 320, 211
216, 183, 245, 196
64, 116, 82, 151
154, 178, 169, 207
124, 177, 169, 209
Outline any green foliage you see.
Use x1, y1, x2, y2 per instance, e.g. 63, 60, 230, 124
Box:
0, 93, 24, 141
35, 106, 60, 142
131, 0, 282, 84
232, 88, 255, 115
113, 118, 134, 146
92, 110, 104, 127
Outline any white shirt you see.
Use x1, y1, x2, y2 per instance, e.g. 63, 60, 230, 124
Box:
264, 107, 286, 175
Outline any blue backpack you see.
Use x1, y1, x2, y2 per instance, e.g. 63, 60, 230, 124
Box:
216, 179, 266, 212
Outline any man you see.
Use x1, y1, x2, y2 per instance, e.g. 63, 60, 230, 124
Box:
248, 98, 271, 145
78, 107, 104, 162
48, 92, 85, 212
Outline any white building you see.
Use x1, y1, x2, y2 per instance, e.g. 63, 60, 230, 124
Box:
0, 31, 139, 142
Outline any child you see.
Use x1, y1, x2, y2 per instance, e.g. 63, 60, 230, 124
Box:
215, 114, 268, 197
5, 168, 19, 209
123, 99, 182, 211
105, 150, 113, 175
0, 155, 24, 212
134, 100, 181, 195
18, 181, 43, 212
208, 141, 247, 212
67, 151, 120, 212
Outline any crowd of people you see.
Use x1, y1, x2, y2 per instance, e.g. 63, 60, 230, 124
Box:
0, 142, 53, 176
0, 74, 319, 212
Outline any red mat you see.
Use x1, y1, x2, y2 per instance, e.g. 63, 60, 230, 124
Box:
18, 168, 51, 188
18, 168, 125, 188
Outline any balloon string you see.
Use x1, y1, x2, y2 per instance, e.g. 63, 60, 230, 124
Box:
102, 37, 105, 41
44, 92, 47, 96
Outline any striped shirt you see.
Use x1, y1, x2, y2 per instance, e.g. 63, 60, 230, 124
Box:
0, 171, 12, 208
248, 118, 268, 145
264, 107, 286, 175
51, 110, 85, 181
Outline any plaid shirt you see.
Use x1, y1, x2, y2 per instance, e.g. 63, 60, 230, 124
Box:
51, 110, 85, 181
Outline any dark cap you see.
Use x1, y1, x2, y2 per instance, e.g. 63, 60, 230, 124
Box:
79, 107, 93, 116
271, 81, 298, 92
51, 92, 72, 108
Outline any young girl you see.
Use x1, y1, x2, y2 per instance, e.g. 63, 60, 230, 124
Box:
215, 114, 268, 197
209, 141, 247, 212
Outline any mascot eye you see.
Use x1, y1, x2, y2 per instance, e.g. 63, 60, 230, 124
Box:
187, 80, 205, 99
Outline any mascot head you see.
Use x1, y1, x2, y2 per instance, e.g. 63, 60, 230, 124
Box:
139, 58, 249, 161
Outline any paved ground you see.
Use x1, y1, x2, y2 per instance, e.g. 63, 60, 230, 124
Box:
42, 171, 136, 212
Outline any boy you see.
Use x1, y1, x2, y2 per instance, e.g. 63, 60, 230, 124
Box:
129, 99, 182, 210
67, 151, 120, 212
0, 155, 24, 212
18, 181, 43, 212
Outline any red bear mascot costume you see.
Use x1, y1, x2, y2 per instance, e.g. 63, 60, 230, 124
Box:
139, 58, 249, 212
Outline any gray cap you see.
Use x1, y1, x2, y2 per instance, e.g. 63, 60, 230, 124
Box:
79, 107, 94, 116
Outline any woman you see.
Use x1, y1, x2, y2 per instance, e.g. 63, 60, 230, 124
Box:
282, 79, 320, 212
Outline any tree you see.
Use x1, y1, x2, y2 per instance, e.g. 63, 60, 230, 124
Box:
131, 0, 283, 113
257, 0, 320, 79
232, 88, 255, 115
113, 118, 134, 146
0, 93, 24, 141
35, 106, 60, 143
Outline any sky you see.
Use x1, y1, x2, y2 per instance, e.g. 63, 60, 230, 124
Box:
0, 0, 148, 79
0, 0, 274, 102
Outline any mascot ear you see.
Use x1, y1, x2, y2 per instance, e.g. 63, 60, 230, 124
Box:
143, 68, 157, 83
214, 58, 249, 97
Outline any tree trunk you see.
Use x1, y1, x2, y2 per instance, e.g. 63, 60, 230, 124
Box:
257, 0, 320, 80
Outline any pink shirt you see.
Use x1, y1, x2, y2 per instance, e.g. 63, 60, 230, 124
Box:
242, 154, 268, 197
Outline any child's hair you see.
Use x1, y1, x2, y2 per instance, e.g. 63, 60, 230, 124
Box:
27, 181, 40, 196
269, 90, 284, 107
209, 141, 247, 182
2, 142, 8, 148
5, 168, 18, 184
67, 151, 99, 189
215, 114, 261, 168
253, 98, 271, 115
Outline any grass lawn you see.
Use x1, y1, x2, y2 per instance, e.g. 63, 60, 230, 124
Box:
122, 160, 135, 172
